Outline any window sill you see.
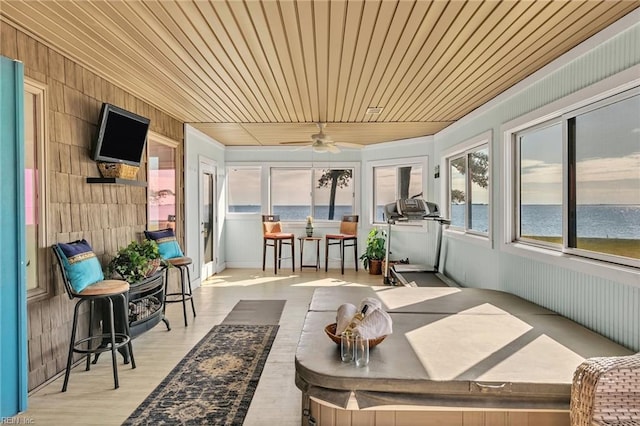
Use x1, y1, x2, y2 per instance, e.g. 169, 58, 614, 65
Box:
502, 241, 640, 288
444, 228, 493, 248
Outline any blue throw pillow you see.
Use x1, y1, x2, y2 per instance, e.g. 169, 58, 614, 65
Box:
144, 228, 184, 259
54, 239, 104, 293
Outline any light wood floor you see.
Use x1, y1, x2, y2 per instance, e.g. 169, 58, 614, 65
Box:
16, 268, 385, 425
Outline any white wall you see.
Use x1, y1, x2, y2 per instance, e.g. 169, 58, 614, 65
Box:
184, 125, 226, 287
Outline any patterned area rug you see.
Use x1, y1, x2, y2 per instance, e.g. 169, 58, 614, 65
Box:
123, 324, 279, 425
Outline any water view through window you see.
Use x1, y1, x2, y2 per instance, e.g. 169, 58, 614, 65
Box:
574, 93, 640, 259
516, 91, 640, 262
519, 123, 563, 241
268, 168, 355, 221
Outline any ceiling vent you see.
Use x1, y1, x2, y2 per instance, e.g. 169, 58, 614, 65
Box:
366, 107, 384, 115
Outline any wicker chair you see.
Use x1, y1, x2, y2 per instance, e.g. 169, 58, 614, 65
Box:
570, 353, 640, 426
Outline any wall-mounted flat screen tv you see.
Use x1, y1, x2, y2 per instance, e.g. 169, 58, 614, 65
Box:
92, 103, 150, 167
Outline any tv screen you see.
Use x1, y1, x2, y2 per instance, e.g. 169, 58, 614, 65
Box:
92, 103, 150, 166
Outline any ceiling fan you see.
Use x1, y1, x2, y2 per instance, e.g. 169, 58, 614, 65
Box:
280, 123, 360, 153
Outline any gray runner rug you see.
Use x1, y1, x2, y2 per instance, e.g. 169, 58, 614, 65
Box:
221, 299, 286, 325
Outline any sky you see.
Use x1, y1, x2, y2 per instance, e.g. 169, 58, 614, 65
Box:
520, 94, 640, 205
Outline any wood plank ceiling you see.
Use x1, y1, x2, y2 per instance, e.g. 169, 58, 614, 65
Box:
2, 0, 638, 147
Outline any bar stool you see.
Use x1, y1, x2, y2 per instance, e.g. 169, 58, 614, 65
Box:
325, 215, 359, 274
164, 256, 195, 327
52, 241, 136, 391
262, 215, 295, 274
144, 229, 196, 327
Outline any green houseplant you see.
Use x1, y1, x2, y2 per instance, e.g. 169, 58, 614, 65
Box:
107, 239, 163, 283
359, 228, 386, 275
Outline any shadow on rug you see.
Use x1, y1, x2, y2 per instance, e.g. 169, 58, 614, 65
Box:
123, 324, 279, 425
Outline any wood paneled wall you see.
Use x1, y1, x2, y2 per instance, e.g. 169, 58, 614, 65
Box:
1, 22, 184, 390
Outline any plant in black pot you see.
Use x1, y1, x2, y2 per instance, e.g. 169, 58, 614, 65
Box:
107, 239, 163, 283
359, 228, 386, 275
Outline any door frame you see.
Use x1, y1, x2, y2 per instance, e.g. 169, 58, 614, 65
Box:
199, 156, 217, 280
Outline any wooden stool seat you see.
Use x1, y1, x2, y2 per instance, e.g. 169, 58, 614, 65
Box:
76, 279, 130, 296
167, 256, 192, 267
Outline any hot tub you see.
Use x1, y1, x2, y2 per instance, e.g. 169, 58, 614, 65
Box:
295, 287, 633, 426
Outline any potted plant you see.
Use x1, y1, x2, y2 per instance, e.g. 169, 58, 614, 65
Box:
107, 239, 164, 283
359, 228, 386, 275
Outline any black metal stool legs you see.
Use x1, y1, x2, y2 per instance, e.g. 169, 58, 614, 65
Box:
62, 294, 133, 392
119, 293, 136, 370
62, 299, 83, 392
178, 265, 196, 327
106, 296, 120, 389
165, 264, 196, 327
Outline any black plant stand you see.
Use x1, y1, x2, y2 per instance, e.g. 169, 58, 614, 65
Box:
96, 271, 168, 364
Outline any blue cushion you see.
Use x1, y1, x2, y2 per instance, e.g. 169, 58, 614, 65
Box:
144, 229, 184, 259
54, 239, 104, 293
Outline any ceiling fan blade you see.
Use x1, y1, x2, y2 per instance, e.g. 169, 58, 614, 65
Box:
326, 144, 341, 154
335, 142, 363, 149
280, 141, 311, 145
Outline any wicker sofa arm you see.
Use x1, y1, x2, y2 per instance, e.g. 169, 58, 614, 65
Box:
570, 353, 640, 426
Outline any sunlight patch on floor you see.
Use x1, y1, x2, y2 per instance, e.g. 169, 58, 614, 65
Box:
373, 286, 461, 310
201, 274, 293, 287
291, 278, 369, 287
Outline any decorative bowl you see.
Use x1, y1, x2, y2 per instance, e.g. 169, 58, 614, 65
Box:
324, 323, 387, 349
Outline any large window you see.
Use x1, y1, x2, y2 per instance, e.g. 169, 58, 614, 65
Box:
24, 79, 48, 300
445, 134, 491, 236
227, 167, 261, 213
147, 134, 178, 231
372, 160, 424, 223
270, 167, 355, 221
512, 88, 639, 267
517, 122, 563, 244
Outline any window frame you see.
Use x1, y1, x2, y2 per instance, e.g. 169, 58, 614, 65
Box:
225, 165, 263, 215
513, 119, 565, 251
503, 73, 640, 276
146, 131, 180, 232
562, 88, 639, 266
368, 156, 429, 225
441, 131, 492, 244
225, 161, 360, 223
269, 163, 358, 222
24, 78, 49, 302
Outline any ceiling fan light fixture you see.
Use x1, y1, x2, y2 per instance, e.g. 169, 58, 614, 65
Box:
312, 143, 329, 153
